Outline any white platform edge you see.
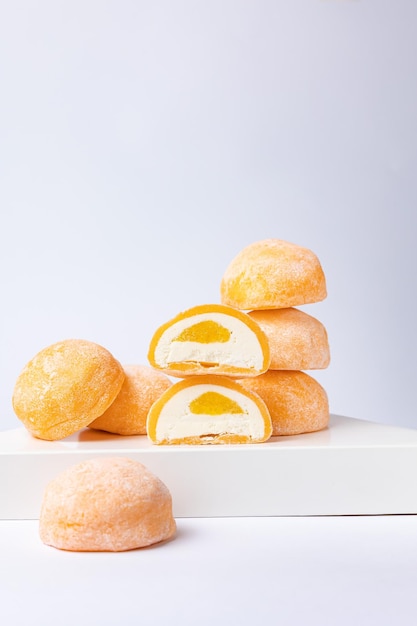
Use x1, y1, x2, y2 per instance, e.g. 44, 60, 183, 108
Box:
1, 414, 417, 519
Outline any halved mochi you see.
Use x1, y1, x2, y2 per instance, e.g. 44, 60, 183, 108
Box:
147, 375, 272, 445
147, 304, 270, 378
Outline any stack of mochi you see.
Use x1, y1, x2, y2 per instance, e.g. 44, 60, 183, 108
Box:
220, 238, 330, 437
145, 238, 330, 444
146, 303, 273, 444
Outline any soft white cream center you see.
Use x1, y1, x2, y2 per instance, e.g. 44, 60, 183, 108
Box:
154, 313, 264, 370
155, 384, 265, 441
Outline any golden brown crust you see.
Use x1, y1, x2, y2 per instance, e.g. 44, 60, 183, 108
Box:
238, 370, 329, 436
89, 365, 172, 435
248, 308, 330, 370
220, 239, 327, 310
39, 457, 176, 552
12, 339, 125, 440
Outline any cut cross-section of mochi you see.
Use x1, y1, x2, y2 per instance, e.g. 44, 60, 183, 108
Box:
146, 375, 273, 445
147, 304, 270, 378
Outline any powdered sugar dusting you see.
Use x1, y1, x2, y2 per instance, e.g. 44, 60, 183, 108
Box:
39, 457, 176, 552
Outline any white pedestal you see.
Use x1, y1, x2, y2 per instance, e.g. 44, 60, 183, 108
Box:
1, 414, 417, 519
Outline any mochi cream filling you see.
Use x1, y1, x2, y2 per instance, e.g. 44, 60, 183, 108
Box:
153, 312, 264, 370
154, 383, 266, 441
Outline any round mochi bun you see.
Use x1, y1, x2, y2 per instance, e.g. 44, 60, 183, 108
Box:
248, 308, 330, 370
220, 239, 327, 310
89, 364, 173, 436
12, 339, 125, 441
238, 370, 329, 436
39, 457, 176, 552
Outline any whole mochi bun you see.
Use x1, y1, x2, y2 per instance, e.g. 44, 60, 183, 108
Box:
89, 364, 173, 436
248, 308, 330, 370
39, 457, 176, 552
12, 339, 125, 441
239, 370, 329, 436
220, 239, 327, 310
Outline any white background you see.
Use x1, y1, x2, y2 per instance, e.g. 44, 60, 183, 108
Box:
2, 516, 417, 626
0, 0, 416, 431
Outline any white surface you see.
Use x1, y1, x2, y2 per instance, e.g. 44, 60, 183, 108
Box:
1, 515, 417, 626
0, 1, 416, 434
2, 415, 417, 519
